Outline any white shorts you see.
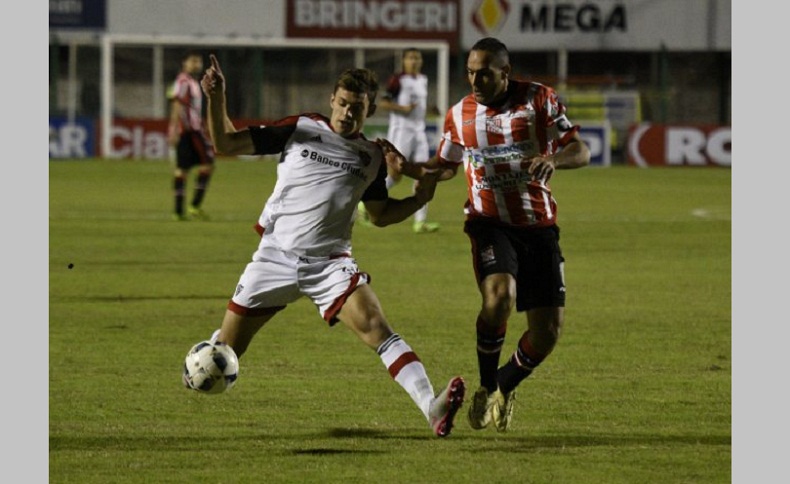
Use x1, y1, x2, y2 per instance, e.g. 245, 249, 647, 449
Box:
387, 128, 430, 163
229, 248, 370, 325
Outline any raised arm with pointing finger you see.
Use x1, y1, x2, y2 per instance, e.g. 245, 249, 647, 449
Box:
201, 55, 254, 155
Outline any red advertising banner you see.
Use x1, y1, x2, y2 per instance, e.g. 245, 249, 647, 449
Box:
286, 0, 460, 50
108, 119, 169, 159
102, 118, 273, 159
627, 123, 731, 167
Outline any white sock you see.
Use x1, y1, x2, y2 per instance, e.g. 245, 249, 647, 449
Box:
377, 334, 435, 420
413, 181, 428, 223
385, 176, 397, 190
210, 329, 220, 343
414, 204, 428, 224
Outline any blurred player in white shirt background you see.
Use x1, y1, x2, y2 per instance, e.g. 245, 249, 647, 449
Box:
360, 48, 440, 234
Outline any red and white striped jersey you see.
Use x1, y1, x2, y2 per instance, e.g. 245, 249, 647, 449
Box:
169, 72, 204, 133
248, 114, 388, 258
437, 80, 579, 228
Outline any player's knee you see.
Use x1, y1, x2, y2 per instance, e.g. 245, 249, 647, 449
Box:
481, 284, 515, 317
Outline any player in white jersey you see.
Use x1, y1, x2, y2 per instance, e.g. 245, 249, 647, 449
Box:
359, 48, 439, 233
191, 54, 465, 437
167, 50, 215, 221
425, 38, 590, 432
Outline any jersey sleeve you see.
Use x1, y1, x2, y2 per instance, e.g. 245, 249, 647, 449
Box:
437, 108, 464, 166
543, 87, 579, 146
248, 116, 300, 155
170, 76, 189, 104
383, 75, 401, 101
360, 159, 388, 202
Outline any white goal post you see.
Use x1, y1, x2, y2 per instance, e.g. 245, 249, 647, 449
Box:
99, 34, 450, 157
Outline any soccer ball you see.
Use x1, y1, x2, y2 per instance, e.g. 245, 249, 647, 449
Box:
182, 340, 239, 394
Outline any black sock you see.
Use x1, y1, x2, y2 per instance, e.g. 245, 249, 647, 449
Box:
191, 172, 211, 208
174, 176, 186, 215
497, 357, 533, 395
476, 316, 506, 393
497, 332, 546, 394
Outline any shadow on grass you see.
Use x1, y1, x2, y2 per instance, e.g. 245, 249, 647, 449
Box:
50, 428, 730, 454
53, 294, 230, 303
463, 433, 731, 453
291, 448, 387, 456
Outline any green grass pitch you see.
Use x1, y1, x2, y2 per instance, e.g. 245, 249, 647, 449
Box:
49, 158, 731, 483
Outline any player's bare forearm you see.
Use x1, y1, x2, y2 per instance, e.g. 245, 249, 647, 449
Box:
365, 196, 426, 227
524, 134, 590, 180
422, 156, 459, 181
553, 134, 591, 169
397, 160, 430, 180
206, 97, 254, 156
223, 114, 236, 134
379, 99, 414, 114
167, 101, 182, 146
436, 163, 459, 181
365, 173, 438, 227
202, 54, 254, 156
388, 154, 458, 181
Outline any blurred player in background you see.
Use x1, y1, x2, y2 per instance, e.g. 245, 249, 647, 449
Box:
168, 50, 215, 221
195, 54, 465, 437
431, 37, 591, 432
358, 48, 439, 234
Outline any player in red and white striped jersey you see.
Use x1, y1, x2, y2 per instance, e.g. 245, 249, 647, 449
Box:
434, 38, 590, 432
192, 55, 465, 437
167, 50, 215, 221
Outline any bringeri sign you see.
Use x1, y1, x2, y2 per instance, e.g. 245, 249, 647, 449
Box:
288, 0, 460, 48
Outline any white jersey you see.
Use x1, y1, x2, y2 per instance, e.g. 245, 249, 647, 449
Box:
248, 114, 388, 258
384, 73, 428, 132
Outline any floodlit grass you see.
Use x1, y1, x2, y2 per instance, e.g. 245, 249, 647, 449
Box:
50, 158, 731, 483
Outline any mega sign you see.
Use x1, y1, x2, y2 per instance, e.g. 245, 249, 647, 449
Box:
462, 0, 730, 51
627, 124, 731, 167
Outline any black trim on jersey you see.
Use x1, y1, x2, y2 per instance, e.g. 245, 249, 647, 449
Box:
361, 160, 388, 202
249, 124, 297, 155
249, 113, 335, 156
383, 74, 401, 102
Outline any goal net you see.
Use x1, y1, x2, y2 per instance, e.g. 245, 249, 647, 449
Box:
49, 33, 450, 159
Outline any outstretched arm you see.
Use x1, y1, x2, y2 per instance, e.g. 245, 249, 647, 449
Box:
363, 172, 439, 227
376, 138, 458, 181
201, 54, 255, 156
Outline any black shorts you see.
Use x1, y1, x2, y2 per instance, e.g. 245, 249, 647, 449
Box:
464, 219, 566, 312
177, 131, 214, 170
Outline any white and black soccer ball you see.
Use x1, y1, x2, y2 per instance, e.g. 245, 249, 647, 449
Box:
182, 340, 239, 394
